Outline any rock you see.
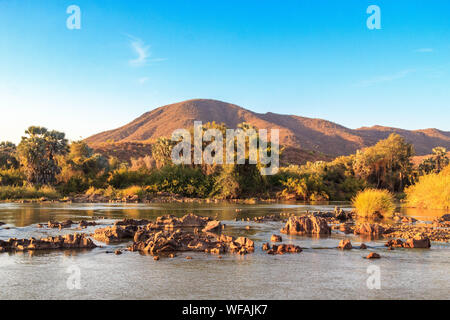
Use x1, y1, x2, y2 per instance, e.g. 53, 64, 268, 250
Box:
186, 256, 192, 260
403, 235, 431, 248
262, 243, 270, 251
48, 220, 73, 229
354, 223, 388, 236
245, 225, 251, 230
202, 220, 221, 233
401, 216, 417, 224
338, 239, 352, 250
0, 233, 96, 252
114, 218, 149, 226
235, 237, 254, 250
0, 222, 5, 226
385, 239, 404, 247
280, 216, 331, 235
366, 252, 381, 259
270, 234, 282, 242
93, 225, 138, 243
439, 214, 450, 222
114, 249, 122, 255
359, 243, 367, 249
266, 244, 302, 255
339, 224, 352, 234
154, 255, 160, 261
79, 220, 97, 228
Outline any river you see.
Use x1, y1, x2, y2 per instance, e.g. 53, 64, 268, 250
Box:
0, 202, 448, 299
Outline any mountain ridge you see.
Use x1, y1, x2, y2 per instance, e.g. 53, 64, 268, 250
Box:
86, 99, 450, 158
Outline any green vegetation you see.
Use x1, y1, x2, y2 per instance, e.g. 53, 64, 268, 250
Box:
405, 164, 450, 210
352, 188, 396, 218
418, 147, 449, 175
0, 126, 445, 204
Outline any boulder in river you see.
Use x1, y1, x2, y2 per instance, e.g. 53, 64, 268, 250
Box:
403, 235, 431, 248
0, 233, 96, 252
366, 252, 381, 259
280, 216, 331, 235
338, 239, 352, 250
270, 234, 282, 242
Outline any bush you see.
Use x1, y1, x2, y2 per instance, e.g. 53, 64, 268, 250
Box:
352, 188, 396, 218
0, 185, 61, 200
405, 166, 450, 210
0, 169, 25, 186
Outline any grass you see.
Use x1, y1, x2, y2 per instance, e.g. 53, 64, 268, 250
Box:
352, 188, 396, 218
405, 166, 450, 210
0, 185, 61, 200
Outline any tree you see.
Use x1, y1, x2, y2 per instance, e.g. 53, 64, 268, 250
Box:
17, 126, 68, 185
152, 137, 175, 168
353, 133, 414, 192
0, 141, 19, 170
419, 147, 449, 175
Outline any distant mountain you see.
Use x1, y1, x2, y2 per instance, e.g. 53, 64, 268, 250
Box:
86, 99, 450, 162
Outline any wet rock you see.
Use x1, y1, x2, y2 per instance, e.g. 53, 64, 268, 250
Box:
262, 242, 270, 251
235, 237, 254, 250
0, 222, 5, 226
79, 220, 97, 228
359, 243, 367, 249
114, 249, 122, 255
338, 239, 352, 250
280, 215, 331, 235
354, 223, 389, 236
403, 235, 431, 248
401, 216, 417, 224
339, 224, 353, 234
385, 239, 404, 248
48, 220, 73, 229
154, 255, 160, 261
267, 244, 302, 255
93, 225, 138, 243
366, 252, 380, 259
0, 233, 96, 252
202, 220, 221, 233
114, 218, 149, 226
440, 214, 450, 222
270, 234, 282, 242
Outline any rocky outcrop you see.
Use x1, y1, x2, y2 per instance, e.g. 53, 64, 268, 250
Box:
48, 220, 73, 229
79, 220, 97, 228
270, 234, 282, 242
385, 236, 431, 249
202, 220, 222, 233
128, 229, 255, 256
280, 216, 331, 235
0, 233, 96, 252
93, 225, 138, 243
404, 235, 431, 248
267, 244, 302, 255
366, 252, 380, 259
338, 239, 352, 250
354, 223, 389, 236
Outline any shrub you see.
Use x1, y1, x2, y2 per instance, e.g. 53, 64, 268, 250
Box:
352, 188, 396, 218
0, 185, 61, 200
405, 166, 450, 210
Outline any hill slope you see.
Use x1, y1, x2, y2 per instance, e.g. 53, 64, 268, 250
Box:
86, 99, 450, 158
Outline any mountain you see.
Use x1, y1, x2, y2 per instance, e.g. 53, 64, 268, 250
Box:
86, 99, 450, 162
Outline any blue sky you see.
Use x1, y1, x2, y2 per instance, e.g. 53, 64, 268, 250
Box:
0, 0, 449, 143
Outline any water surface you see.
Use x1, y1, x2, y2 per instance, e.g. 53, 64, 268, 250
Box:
0, 202, 448, 300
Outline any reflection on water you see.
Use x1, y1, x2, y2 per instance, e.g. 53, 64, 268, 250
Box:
0, 202, 448, 300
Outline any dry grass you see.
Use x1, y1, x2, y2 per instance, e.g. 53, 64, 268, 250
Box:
405, 166, 450, 210
352, 188, 396, 218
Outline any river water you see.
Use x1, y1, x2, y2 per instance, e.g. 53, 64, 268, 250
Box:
0, 202, 448, 300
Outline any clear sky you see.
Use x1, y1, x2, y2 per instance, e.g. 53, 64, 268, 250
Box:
0, 0, 449, 143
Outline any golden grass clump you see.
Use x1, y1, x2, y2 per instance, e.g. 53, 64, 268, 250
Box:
405, 166, 450, 210
352, 188, 396, 218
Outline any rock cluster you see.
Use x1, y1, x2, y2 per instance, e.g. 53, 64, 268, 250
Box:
0, 233, 96, 252
266, 244, 302, 255
385, 235, 431, 249
354, 223, 389, 236
280, 215, 331, 235
338, 239, 353, 250
48, 220, 73, 229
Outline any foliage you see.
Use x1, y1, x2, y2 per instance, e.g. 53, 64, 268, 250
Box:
0, 185, 60, 200
418, 147, 449, 175
17, 127, 69, 185
0, 141, 19, 170
405, 165, 450, 210
352, 188, 396, 218
353, 133, 414, 192
0, 169, 25, 186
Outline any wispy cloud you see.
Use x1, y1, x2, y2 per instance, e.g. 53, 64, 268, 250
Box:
414, 48, 433, 53
356, 69, 415, 87
138, 77, 149, 84
126, 34, 165, 67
